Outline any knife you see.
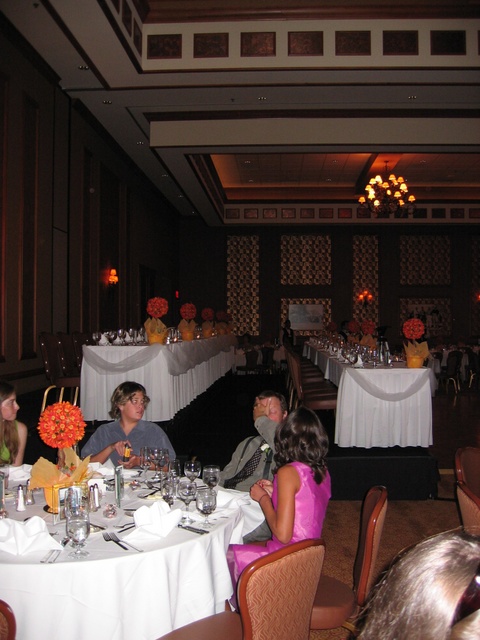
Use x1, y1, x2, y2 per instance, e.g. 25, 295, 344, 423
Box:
178, 523, 209, 535
47, 550, 61, 563
41, 550, 55, 563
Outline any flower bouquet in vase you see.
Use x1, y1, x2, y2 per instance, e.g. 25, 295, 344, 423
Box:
178, 303, 197, 340
30, 402, 91, 513
201, 307, 215, 338
215, 310, 232, 335
403, 318, 428, 367
360, 320, 377, 348
144, 297, 169, 344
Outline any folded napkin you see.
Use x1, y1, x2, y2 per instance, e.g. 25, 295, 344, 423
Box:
99, 333, 110, 346
123, 501, 183, 543
0, 516, 61, 556
216, 488, 251, 510
8, 464, 32, 483
89, 460, 139, 479
353, 355, 364, 368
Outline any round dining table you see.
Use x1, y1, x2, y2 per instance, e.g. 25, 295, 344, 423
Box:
0, 476, 262, 640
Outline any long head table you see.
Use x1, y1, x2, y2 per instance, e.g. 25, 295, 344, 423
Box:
80, 335, 236, 422
0, 475, 262, 640
304, 342, 435, 449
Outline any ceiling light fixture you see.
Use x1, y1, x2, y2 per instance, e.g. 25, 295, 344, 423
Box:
358, 162, 416, 217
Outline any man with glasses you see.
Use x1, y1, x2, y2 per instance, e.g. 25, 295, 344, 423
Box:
81, 381, 175, 466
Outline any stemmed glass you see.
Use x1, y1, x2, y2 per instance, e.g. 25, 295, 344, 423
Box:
150, 448, 169, 482
66, 507, 90, 559
196, 488, 216, 528
161, 477, 176, 507
139, 447, 151, 483
169, 459, 182, 492
177, 479, 197, 523
184, 460, 201, 482
202, 465, 220, 488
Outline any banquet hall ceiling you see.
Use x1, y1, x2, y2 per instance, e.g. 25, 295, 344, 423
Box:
1, 0, 480, 225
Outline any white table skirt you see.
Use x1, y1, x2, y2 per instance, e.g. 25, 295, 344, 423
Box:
303, 343, 434, 449
80, 336, 236, 421
0, 482, 262, 640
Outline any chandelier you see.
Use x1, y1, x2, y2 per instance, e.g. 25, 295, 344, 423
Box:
358, 162, 416, 217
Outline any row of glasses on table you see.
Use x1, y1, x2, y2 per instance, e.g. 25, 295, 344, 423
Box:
138, 449, 221, 527
92, 328, 148, 346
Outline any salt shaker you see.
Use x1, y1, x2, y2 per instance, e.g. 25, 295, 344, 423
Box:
25, 479, 35, 505
16, 485, 26, 512
88, 485, 97, 512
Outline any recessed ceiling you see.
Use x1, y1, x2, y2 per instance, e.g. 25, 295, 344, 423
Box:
2, 0, 479, 224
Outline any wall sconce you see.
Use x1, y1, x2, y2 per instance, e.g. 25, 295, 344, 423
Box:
358, 289, 373, 307
476, 292, 480, 303
108, 268, 119, 286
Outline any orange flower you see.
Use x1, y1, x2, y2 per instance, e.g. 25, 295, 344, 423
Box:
201, 307, 215, 321
180, 302, 197, 320
38, 402, 86, 449
146, 297, 168, 319
403, 318, 425, 341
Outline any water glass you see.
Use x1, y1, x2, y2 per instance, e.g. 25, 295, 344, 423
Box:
184, 460, 201, 482
66, 507, 90, 559
202, 465, 220, 488
196, 487, 216, 528
177, 479, 197, 524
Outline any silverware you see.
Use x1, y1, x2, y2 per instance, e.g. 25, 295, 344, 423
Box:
40, 550, 56, 563
102, 531, 128, 550
114, 523, 135, 533
177, 523, 208, 535
109, 532, 143, 552
139, 489, 161, 498
47, 550, 61, 563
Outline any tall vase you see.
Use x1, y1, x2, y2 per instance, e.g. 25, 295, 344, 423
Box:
406, 355, 425, 368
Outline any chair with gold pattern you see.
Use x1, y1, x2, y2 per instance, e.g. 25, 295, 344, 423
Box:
0, 599, 16, 640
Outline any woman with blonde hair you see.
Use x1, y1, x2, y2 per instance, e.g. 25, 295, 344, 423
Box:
0, 381, 27, 466
358, 529, 480, 640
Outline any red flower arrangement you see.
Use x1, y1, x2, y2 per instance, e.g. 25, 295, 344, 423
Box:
403, 318, 425, 341
201, 307, 215, 322
146, 297, 168, 319
38, 402, 86, 449
361, 320, 376, 336
326, 321, 337, 332
180, 302, 197, 321
347, 319, 361, 334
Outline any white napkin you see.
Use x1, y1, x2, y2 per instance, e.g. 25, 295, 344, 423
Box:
0, 516, 61, 556
354, 355, 364, 368
124, 333, 132, 344
216, 488, 251, 509
8, 464, 32, 483
123, 501, 183, 543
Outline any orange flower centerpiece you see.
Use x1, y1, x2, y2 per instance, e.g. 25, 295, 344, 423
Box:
30, 402, 91, 513
144, 296, 169, 344
403, 318, 428, 368
215, 310, 232, 335
201, 307, 215, 338
179, 303, 197, 341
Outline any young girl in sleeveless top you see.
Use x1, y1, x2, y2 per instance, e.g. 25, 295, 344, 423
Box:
0, 381, 27, 466
227, 406, 331, 598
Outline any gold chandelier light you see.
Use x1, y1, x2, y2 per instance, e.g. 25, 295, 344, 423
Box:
358, 162, 416, 217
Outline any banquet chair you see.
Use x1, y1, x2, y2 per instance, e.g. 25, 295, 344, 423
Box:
57, 332, 80, 375
39, 332, 80, 412
465, 348, 479, 389
71, 331, 94, 370
157, 538, 326, 640
236, 349, 262, 375
438, 350, 463, 394
455, 446, 480, 499
0, 598, 16, 640
309, 486, 388, 638
456, 481, 480, 533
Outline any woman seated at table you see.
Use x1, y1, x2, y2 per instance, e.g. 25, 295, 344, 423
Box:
227, 406, 331, 597
0, 381, 27, 466
81, 381, 175, 468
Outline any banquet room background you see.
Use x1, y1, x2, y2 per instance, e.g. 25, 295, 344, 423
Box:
0, 6, 480, 401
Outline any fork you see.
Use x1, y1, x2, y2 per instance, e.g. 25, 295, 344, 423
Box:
102, 531, 128, 550
109, 531, 143, 553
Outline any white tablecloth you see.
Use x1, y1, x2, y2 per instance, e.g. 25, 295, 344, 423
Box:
303, 342, 434, 449
0, 481, 262, 640
80, 336, 236, 421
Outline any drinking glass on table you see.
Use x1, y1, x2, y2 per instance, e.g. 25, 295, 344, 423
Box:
66, 507, 90, 559
151, 448, 169, 482
177, 479, 197, 523
184, 460, 201, 482
169, 459, 182, 491
202, 465, 220, 488
139, 447, 151, 482
196, 487, 216, 528
161, 477, 176, 507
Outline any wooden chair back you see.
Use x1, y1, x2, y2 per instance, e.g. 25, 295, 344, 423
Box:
238, 539, 325, 640
353, 485, 388, 607
455, 447, 480, 498
456, 481, 480, 533
0, 599, 16, 640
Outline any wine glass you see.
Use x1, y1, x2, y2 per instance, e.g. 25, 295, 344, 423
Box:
66, 508, 90, 559
202, 465, 220, 488
177, 479, 197, 523
156, 449, 170, 486
196, 487, 216, 528
169, 459, 182, 492
161, 477, 176, 507
150, 448, 162, 481
184, 460, 201, 482
139, 447, 151, 482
